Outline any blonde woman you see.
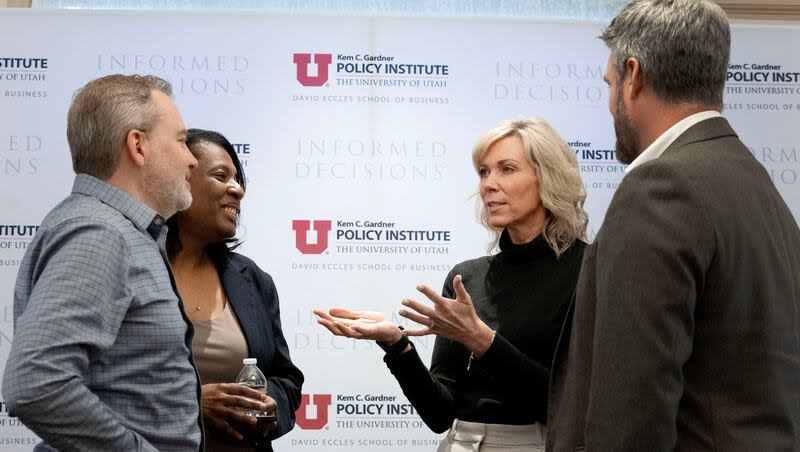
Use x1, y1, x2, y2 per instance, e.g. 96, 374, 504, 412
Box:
316, 118, 588, 451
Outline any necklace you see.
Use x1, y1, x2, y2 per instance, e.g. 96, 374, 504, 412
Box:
187, 292, 227, 315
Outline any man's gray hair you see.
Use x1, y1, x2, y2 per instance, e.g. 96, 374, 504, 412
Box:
601, 0, 730, 105
67, 74, 173, 179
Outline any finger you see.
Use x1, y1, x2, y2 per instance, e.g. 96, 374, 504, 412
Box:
399, 307, 434, 328
262, 397, 278, 412
208, 416, 245, 441
452, 274, 473, 305
349, 323, 390, 341
350, 323, 377, 336
325, 321, 353, 337
222, 424, 245, 441
416, 283, 454, 306
403, 326, 433, 337
226, 408, 259, 426
220, 383, 268, 400
313, 309, 336, 321
205, 413, 228, 431
328, 307, 360, 319
317, 318, 349, 337
317, 309, 357, 328
401, 298, 435, 318
331, 322, 365, 339
317, 309, 361, 328
321, 316, 363, 337
234, 396, 269, 412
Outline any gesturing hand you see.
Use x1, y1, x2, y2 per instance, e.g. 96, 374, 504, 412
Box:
201, 383, 274, 442
314, 308, 404, 344
400, 274, 495, 357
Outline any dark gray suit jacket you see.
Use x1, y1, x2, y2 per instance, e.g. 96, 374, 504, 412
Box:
547, 117, 800, 452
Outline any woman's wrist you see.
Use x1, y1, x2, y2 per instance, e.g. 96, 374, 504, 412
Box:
384, 327, 404, 346
467, 323, 496, 358
377, 326, 412, 355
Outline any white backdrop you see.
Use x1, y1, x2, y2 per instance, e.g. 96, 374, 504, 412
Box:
0, 10, 798, 451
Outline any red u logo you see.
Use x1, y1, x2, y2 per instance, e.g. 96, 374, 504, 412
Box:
292, 220, 332, 254
293, 53, 332, 86
295, 394, 332, 429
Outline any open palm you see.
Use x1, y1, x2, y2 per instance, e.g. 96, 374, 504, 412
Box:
314, 308, 402, 343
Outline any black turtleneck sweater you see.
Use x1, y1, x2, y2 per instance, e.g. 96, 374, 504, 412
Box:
384, 230, 586, 433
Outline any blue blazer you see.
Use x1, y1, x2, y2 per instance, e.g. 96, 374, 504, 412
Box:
217, 251, 304, 450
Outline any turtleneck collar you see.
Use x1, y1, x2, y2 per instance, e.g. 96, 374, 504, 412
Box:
498, 228, 553, 261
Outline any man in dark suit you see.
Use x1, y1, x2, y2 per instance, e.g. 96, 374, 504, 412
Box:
547, 1, 800, 451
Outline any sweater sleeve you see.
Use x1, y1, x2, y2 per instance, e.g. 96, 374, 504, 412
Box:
380, 269, 470, 433
467, 333, 550, 421
382, 335, 465, 433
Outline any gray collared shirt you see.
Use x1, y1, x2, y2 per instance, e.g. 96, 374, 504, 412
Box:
2, 174, 202, 451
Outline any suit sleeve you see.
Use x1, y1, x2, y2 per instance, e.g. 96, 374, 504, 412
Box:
258, 272, 304, 443
381, 269, 466, 433
585, 162, 714, 451
2, 220, 158, 452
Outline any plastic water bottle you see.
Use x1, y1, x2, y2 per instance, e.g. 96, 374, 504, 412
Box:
235, 358, 268, 416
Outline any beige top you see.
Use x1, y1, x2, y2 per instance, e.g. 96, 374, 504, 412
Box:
191, 301, 253, 452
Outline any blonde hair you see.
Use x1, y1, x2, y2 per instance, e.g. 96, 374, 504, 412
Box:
472, 117, 588, 256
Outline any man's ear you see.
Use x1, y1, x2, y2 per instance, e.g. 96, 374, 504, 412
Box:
124, 129, 147, 168
626, 57, 645, 99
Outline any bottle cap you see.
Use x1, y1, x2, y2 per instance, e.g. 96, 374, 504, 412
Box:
243, 358, 257, 365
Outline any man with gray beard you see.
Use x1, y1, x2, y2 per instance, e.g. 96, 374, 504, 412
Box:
547, 1, 800, 451
2, 74, 203, 451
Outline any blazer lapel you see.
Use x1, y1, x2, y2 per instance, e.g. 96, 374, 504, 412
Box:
219, 254, 263, 358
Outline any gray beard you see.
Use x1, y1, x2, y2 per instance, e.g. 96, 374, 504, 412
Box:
144, 168, 193, 219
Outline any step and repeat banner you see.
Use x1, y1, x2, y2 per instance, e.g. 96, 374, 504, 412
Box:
0, 9, 798, 451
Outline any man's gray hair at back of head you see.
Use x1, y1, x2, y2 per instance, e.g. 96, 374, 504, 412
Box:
601, 0, 730, 106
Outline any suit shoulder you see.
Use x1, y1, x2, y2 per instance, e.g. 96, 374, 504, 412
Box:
227, 252, 275, 284
655, 132, 754, 175
227, 251, 258, 269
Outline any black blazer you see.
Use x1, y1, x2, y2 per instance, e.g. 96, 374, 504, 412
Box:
547, 117, 800, 451
217, 251, 304, 451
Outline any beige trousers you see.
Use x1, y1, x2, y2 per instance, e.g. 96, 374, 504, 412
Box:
436, 419, 546, 452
